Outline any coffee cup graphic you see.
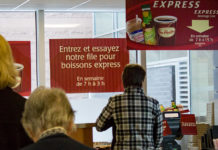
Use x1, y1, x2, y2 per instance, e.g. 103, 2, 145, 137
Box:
154, 16, 178, 46
13, 63, 24, 92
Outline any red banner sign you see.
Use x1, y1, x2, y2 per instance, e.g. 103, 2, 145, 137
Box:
126, 0, 218, 50
50, 38, 129, 93
9, 41, 31, 96
163, 120, 172, 136
180, 114, 197, 135
163, 113, 197, 136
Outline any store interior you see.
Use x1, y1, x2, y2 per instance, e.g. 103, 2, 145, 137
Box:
0, 0, 218, 149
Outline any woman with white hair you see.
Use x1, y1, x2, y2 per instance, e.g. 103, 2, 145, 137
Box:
0, 34, 33, 150
21, 86, 94, 150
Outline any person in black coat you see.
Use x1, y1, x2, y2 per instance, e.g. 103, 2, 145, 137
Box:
0, 35, 33, 150
21, 86, 94, 150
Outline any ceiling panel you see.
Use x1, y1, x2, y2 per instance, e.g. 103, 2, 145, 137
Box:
75, 0, 125, 11
0, 0, 125, 11
0, 0, 25, 10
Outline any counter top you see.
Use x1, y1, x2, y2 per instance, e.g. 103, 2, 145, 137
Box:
75, 123, 96, 128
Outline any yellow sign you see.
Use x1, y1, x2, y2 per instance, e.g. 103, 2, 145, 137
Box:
187, 20, 214, 33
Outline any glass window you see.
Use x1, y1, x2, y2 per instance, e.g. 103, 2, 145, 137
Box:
117, 12, 125, 29
96, 33, 114, 38
94, 13, 113, 36
117, 29, 126, 38
129, 50, 137, 64
190, 50, 214, 116
146, 50, 190, 109
0, 12, 37, 92
147, 50, 188, 63
146, 50, 215, 117
44, 12, 93, 87
159, 51, 188, 60
45, 12, 94, 123
93, 12, 126, 38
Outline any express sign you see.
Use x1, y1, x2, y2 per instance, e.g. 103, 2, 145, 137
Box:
126, 0, 218, 50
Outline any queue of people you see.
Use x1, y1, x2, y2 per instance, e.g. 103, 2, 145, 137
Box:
0, 34, 163, 150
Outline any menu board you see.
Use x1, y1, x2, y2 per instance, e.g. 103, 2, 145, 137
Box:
50, 38, 129, 93
126, 0, 218, 50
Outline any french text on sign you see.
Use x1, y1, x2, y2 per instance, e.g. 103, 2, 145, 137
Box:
59, 46, 81, 53
92, 46, 120, 53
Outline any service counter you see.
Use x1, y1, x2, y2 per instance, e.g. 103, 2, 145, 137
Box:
71, 123, 96, 148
